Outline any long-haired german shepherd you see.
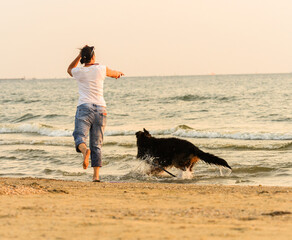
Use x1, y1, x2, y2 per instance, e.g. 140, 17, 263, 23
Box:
136, 128, 231, 174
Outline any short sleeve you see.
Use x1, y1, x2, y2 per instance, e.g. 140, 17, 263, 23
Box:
71, 67, 79, 78
98, 65, 107, 79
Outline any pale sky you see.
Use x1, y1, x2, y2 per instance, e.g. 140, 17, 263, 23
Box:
0, 0, 292, 78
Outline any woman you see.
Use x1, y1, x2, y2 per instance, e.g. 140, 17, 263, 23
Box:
67, 45, 124, 182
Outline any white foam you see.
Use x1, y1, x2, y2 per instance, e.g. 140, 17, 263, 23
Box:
177, 169, 193, 179
0, 139, 72, 147
218, 167, 232, 176
0, 124, 72, 137
137, 127, 292, 140
104, 130, 136, 136
172, 129, 292, 140
1, 124, 291, 140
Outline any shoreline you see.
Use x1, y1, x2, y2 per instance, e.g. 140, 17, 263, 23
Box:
1, 175, 291, 188
1, 177, 291, 240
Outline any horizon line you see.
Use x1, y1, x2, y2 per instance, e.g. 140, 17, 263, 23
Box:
0, 72, 291, 80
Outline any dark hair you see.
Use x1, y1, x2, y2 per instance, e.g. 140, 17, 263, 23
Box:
80, 46, 95, 64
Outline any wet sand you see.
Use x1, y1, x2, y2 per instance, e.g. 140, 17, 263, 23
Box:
0, 177, 291, 240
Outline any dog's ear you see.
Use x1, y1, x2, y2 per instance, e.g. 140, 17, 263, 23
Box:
143, 128, 151, 137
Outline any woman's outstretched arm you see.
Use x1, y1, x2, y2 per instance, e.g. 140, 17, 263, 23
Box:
106, 67, 124, 79
67, 54, 81, 77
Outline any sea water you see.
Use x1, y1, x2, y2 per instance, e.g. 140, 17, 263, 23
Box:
0, 74, 291, 186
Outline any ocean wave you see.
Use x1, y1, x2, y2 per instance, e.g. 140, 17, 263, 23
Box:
1, 138, 290, 151
1, 98, 41, 104
1, 123, 291, 141
104, 141, 136, 148
0, 138, 136, 149
12, 113, 41, 123
0, 123, 72, 137
103, 140, 292, 150
232, 166, 275, 174
0, 139, 72, 147
202, 142, 292, 150
43, 114, 68, 119
10, 113, 66, 123
271, 117, 292, 122
172, 129, 292, 140
105, 130, 136, 136
168, 94, 236, 102
43, 168, 87, 176
150, 125, 292, 141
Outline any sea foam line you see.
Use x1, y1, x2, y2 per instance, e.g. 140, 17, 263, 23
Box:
171, 129, 292, 140
1, 124, 291, 140
0, 124, 72, 137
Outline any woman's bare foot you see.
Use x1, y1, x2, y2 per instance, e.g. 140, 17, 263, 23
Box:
83, 149, 90, 169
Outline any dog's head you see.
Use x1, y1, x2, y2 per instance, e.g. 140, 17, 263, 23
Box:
135, 129, 152, 159
135, 128, 152, 139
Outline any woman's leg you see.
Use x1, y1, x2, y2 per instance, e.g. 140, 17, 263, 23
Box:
78, 143, 91, 169
90, 111, 106, 181
93, 167, 100, 181
73, 105, 92, 169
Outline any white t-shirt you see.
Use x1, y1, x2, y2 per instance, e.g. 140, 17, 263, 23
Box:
72, 65, 107, 107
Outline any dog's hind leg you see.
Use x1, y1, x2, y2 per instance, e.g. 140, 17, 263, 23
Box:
189, 156, 200, 171
189, 163, 195, 172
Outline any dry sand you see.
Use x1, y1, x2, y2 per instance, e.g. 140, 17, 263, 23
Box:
0, 177, 291, 240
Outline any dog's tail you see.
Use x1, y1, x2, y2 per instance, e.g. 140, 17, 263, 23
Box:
196, 149, 231, 170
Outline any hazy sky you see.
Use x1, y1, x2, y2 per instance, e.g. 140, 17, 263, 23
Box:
0, 0, 292, 78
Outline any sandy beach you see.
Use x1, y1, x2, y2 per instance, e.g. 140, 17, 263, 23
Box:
0, 177, 291, 240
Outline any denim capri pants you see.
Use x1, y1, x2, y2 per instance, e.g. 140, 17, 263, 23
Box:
73, 103, 107, 167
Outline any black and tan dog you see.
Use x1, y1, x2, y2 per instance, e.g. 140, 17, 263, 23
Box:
136, 128, 231, 174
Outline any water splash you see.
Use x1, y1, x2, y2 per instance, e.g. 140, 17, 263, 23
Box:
176, 169, 193, 179
219, 166, 232, 176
